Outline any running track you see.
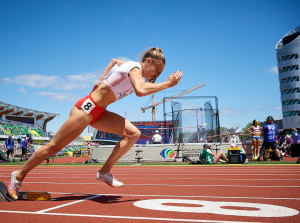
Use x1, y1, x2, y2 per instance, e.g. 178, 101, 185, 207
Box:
0, 165, 300, 223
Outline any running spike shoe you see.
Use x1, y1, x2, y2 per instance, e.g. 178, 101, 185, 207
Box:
96, 172, 124, 187
8, 171, 22, 200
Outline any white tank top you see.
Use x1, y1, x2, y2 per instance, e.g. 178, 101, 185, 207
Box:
252, 125, 260, 133
103, 61, 141, 100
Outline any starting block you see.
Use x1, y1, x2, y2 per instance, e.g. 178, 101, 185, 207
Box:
18, 191, 51, 201
0, 181, 14, 202
0, 181, 51, 202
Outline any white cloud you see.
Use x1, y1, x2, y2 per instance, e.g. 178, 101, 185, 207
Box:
36, 91, 79, 102
19, 87, 26, 94
118, 57, 131, 62
220, 106, 250, 117
2, 70, 101, 91
272, 106, 282, 111
263, 105, 282, 111
268, 66, 278, 74
3, 77, 12, 82
62, 71, 100, 90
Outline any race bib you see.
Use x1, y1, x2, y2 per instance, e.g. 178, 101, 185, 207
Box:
81, 98, 96, 114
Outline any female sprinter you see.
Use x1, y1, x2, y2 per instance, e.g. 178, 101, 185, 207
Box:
8, 47, 183, 200
247, 120, 262, 160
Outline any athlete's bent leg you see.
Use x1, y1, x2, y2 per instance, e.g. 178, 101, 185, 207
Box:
91, 110, 141, 175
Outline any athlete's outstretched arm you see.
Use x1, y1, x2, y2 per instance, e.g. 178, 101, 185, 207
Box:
129, 68, 182, 97
97, 59, 124, 85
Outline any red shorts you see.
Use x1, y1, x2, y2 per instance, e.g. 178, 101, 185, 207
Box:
74, 94, 106, 124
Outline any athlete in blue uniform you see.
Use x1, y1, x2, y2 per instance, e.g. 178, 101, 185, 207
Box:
20, 136, 29, 162
262, 116, 281, 161
5, 136, 15, 162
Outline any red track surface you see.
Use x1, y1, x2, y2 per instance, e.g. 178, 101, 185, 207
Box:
0, 165, 300, 223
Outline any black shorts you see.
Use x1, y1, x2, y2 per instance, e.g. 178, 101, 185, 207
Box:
21, 148, 27, 155
265, 142, 276, 150
7, 150, 14, 156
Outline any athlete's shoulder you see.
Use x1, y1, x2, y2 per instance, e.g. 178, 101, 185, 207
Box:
120, 61, 141, 71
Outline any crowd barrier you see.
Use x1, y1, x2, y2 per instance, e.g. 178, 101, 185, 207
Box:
91, 143, 253, 162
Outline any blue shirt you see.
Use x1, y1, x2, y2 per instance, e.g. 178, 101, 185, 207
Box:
5, 139, 14, 150
292, 132, 299, 144
263, 123, 278, 142
20, 138, 28, 149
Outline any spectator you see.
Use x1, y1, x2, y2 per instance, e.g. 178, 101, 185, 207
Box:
87, 142, 92, 157
20, 136, 29, 162
283, 135, 293, 157
257, 138, 266, 161
199, 144, 228, 164
5, 136, 15, 162
152, 130, 162, 144
262, 116, 281, 161
246, 120, 262, 160
292, 128, 299, 144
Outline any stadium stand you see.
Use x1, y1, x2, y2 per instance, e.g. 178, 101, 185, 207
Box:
0, 101, 59, 140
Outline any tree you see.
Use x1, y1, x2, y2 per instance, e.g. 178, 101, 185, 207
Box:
243, 121, 263, 132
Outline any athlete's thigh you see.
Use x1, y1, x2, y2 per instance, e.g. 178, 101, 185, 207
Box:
256, 139, 261, 147
51, 107, 91, 147
90, 110, 138, 137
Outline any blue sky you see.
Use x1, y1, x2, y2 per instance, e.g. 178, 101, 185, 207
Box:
0, 0, 299, 134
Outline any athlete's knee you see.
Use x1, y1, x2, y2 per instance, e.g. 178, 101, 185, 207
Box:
132, 129, 141, 140
218, 151, 224, 156
126, 128, 141, 141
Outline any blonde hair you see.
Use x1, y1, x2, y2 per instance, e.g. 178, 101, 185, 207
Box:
139, 47, 165, 65
139, 47, 165, 83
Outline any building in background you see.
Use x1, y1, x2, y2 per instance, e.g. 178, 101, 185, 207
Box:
276, 26, 300, 129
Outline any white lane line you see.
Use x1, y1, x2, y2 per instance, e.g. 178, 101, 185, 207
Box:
1, 175, 300, 181
2, 172, 300, 176
125, 183, 300, 188
1, 175, 299, 181
2, 175, 300, 181
2, 167, 299, 170
3, 181, 300, 188
1, 169, 299, 173
47, 191, 300, 200
1, 169, 300, 173
0, 210, 266, 223
36, 194, 102, 213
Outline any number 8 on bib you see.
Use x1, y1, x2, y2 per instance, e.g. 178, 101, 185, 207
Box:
81, 98, 96, 114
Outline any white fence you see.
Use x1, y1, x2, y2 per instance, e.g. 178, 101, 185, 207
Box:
91, 143, 253, 162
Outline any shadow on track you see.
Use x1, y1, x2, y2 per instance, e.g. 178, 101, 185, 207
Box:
51, 194, 139, 204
